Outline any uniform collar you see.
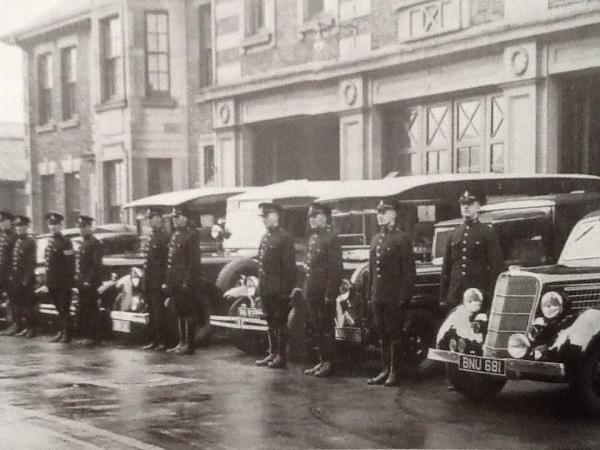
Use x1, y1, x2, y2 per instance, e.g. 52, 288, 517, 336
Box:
463, 217, 479, 225
53, 231, 62, 237
311, 225, 329, 235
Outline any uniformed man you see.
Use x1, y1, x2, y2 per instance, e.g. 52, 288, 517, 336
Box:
45, 212, 75, 344
255, 202, 296, 370
75, 215, 104, 347
0, 211, 19, 336
303, 203, 343, 378
163, 206, 201, 355
141, 207, 169, 351
367, 198, 416, 387
9, 216, 36, 338
439, 188, 504, 310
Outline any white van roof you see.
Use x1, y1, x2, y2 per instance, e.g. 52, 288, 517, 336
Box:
123, 187, 250, 209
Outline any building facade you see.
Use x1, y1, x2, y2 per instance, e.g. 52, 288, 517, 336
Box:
0, 122, 27, 215
5, 0, 600, 230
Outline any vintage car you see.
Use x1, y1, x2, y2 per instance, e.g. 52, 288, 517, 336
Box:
429, 209, 600, 415
210, 174, 600, 365
104, 186, 250, 343
5, 224, 139, 332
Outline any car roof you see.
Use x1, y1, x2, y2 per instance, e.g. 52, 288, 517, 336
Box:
581, 209, 600, 222
315, 174, 600, 204
123, 187, 250, 209
434, 192, 600, 228
227, 179, 343, 206
36, 223, 135, 239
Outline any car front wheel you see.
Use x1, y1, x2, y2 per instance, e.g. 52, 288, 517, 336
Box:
446, 363, 506, 400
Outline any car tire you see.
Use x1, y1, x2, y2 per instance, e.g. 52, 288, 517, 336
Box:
402, 309, 440, 377
215, 259, 259, 293
574, 342, 600, 416
227, 297, 268, 355
446, 362, 506, 400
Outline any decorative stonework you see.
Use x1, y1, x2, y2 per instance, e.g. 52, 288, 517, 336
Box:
339, 78, 363, 110
214, 100, 236, 128
394, 0, 462, 42
509, 47, 529, 76
503, 44, 536, 82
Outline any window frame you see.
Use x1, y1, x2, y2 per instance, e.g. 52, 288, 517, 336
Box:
38, 53, 54, 125
198, 3, 213, 88
242, 0, 275, 52
60, 46, 77, 121
101, 15, 123, 102
144, 10, 171, 98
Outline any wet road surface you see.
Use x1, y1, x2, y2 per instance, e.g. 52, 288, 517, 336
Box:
0, 334, 598, 449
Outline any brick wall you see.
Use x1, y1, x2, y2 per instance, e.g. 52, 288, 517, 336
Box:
26, 22, 93, 231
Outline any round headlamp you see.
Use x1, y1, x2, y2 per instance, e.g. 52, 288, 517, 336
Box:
507, 333, 530, 359
540, 291, 563, 319
246, 276, 259, 297
462, 288, 484, 314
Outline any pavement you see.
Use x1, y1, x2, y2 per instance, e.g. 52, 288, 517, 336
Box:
0, 334, 597, 449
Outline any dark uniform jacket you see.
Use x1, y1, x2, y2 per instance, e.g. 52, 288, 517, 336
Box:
11, 234, 36, 289
143, 228, 169, 292
0, 229, 18, 289
304, 226, 343, 301
166, 227, 201, 291
368, 225, 416, 307
45, 232, 75, 290
257, 226, 296, 298
76, 234, 104, 289
439, 219, 504, 307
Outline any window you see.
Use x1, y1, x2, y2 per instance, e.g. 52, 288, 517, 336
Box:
64, 172, 80, 227
247, 0, 266, 35
306, 0, 324, 20
147, 158, 173, 195
198, 4, 212, 87
38, 53, 53, 125
101, 16, 123, 101
61, 47, 77, 120
104, 160, 126, 223
203, 145, 215, 186
145, 11, 170, 97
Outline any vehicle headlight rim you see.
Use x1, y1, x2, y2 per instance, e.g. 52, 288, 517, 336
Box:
540, 291, 564, 319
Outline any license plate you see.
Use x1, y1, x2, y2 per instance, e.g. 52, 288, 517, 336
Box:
335, 327, 361, 342
112, 319, 131, 333
238, 306, 260, 319
458, 354, 506, 376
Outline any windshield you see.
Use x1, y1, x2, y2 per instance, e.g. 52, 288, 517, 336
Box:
223, 210, 265, 251
431, 227, 454, 265
560, 221, 600, 266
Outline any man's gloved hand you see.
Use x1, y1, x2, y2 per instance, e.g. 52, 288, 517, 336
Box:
161, 284, 168, 292
164, 297, 171, 308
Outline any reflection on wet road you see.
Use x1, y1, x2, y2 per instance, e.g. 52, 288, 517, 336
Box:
0, 336, 597, 449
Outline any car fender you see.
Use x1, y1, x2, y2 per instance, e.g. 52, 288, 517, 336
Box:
547, 309, 600, 368
436, 305, 485, 350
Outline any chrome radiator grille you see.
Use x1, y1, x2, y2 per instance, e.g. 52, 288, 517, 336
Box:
564, 283, 600, 310
483, 274, 539, 358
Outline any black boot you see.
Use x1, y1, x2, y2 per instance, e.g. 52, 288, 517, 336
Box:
385, 343, 401, 387
175, 318, 195, 355
59, 317, 72, 344
269, 329, 287, 369
256, 329, 277, 366
167, 318, 185, 353
368, 340, 390, 385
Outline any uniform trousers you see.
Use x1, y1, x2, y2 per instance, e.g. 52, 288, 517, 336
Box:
372, 301, 404, 344
11, 284, 36, 328
146, 288, 167, 344
262, 294, 290, 333
78, 285, 101, 341
307, 296, 335, 361
49, 287, 72, 333
171, 287, 195, 318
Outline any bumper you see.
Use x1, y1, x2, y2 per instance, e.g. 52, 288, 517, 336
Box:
428, 348, 566, 379
210, 314, 268, 332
